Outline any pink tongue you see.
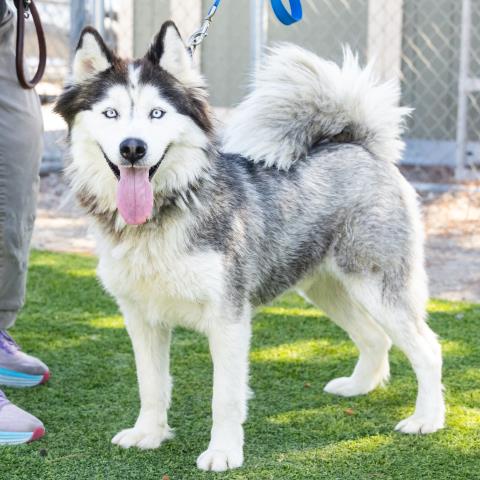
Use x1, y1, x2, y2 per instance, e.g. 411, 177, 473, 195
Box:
117, 167, 153, 225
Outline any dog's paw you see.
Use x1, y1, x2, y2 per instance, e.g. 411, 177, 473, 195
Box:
196, 448, 243, 472
111, 425, 173, 449
395, 415, 444, 434
324, 376, 373, 397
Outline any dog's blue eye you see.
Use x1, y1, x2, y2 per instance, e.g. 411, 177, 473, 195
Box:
103, 108, 118, 119
150, 108, 165, 119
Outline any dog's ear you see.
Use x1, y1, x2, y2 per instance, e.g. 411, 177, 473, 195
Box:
73, 27, 114, 82
147, 21, 200, 86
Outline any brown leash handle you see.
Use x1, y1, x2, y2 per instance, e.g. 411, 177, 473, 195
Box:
13, 0, 47, 89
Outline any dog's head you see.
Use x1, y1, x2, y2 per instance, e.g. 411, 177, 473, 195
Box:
55, 22, 213, 226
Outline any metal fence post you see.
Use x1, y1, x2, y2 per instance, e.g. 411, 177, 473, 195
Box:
250, 0, 268, 71
93, 0, 106, 37
70, 0, 87, 60
455, 0, 471, 181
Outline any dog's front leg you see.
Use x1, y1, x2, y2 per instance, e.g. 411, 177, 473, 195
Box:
197, 315, 251, 472
112, 308, 173, 449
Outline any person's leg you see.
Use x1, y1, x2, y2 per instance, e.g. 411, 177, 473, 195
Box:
0, 4, 49, 384
0, 3, 47, 445
0, 1, 5, 25
0, 4, 43, 327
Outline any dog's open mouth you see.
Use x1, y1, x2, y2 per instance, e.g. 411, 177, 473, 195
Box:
105, 156, 163, 182
105, 157, 120, 179
100, 147, 169, 226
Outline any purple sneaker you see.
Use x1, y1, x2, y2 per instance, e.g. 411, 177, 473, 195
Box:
0, 331, 50, 388
0, 390, 45, 445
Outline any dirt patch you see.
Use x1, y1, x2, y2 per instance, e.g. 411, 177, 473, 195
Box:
32, 173, 480, 303
33, 173, 95, 253
422, 189, 480, 301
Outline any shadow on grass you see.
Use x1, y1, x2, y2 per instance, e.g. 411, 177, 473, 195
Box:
1, 250, 479, 479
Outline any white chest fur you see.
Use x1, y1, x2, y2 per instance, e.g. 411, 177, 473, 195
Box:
93, 217, 225, 331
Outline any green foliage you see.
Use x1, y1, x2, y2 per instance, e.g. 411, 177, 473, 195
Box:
1, 251, 479, 479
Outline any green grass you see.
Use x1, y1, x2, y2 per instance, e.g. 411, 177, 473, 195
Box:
1, 250, 480, 479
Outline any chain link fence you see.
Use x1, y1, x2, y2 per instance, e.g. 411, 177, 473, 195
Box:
22, 0, 480, 180
23, 0, 123, 171
265, 0, 480, 179
24, 0, 69, 97
174, 0, 480, 180
24, 0, 121, 98
465, 0, 480, 180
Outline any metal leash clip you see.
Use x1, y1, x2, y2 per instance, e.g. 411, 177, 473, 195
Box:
23, 0, 31, 18
187, 0, 220, 55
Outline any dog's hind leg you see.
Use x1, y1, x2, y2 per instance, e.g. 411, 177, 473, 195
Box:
302, 272, 392, 397
112, 302, 173, 449
335, 269, 445, 434
197, 304, 251, 472
385, 309, 444, 434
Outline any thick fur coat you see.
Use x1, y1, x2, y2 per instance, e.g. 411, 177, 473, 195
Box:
55, 22, 445, 472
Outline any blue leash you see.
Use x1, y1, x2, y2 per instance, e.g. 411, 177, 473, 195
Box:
270, 0, 303, 25
210, 0, 303, 26
188, 0, 302, 54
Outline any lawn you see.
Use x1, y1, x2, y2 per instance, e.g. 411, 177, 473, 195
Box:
1, 250, 480, 479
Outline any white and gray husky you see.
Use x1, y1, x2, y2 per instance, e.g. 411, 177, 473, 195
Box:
55, 21, 445, 471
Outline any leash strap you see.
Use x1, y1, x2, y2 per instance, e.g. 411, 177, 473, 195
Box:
13, 0, 47, 89
187, 0, 302, 56
270, 0, 303, 25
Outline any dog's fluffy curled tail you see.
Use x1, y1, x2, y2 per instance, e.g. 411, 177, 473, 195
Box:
223, 45, 411, 169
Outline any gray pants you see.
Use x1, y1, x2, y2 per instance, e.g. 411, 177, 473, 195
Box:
0, 8, 43, 329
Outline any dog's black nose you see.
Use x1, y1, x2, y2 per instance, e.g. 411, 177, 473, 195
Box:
119, 138, 147, 164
